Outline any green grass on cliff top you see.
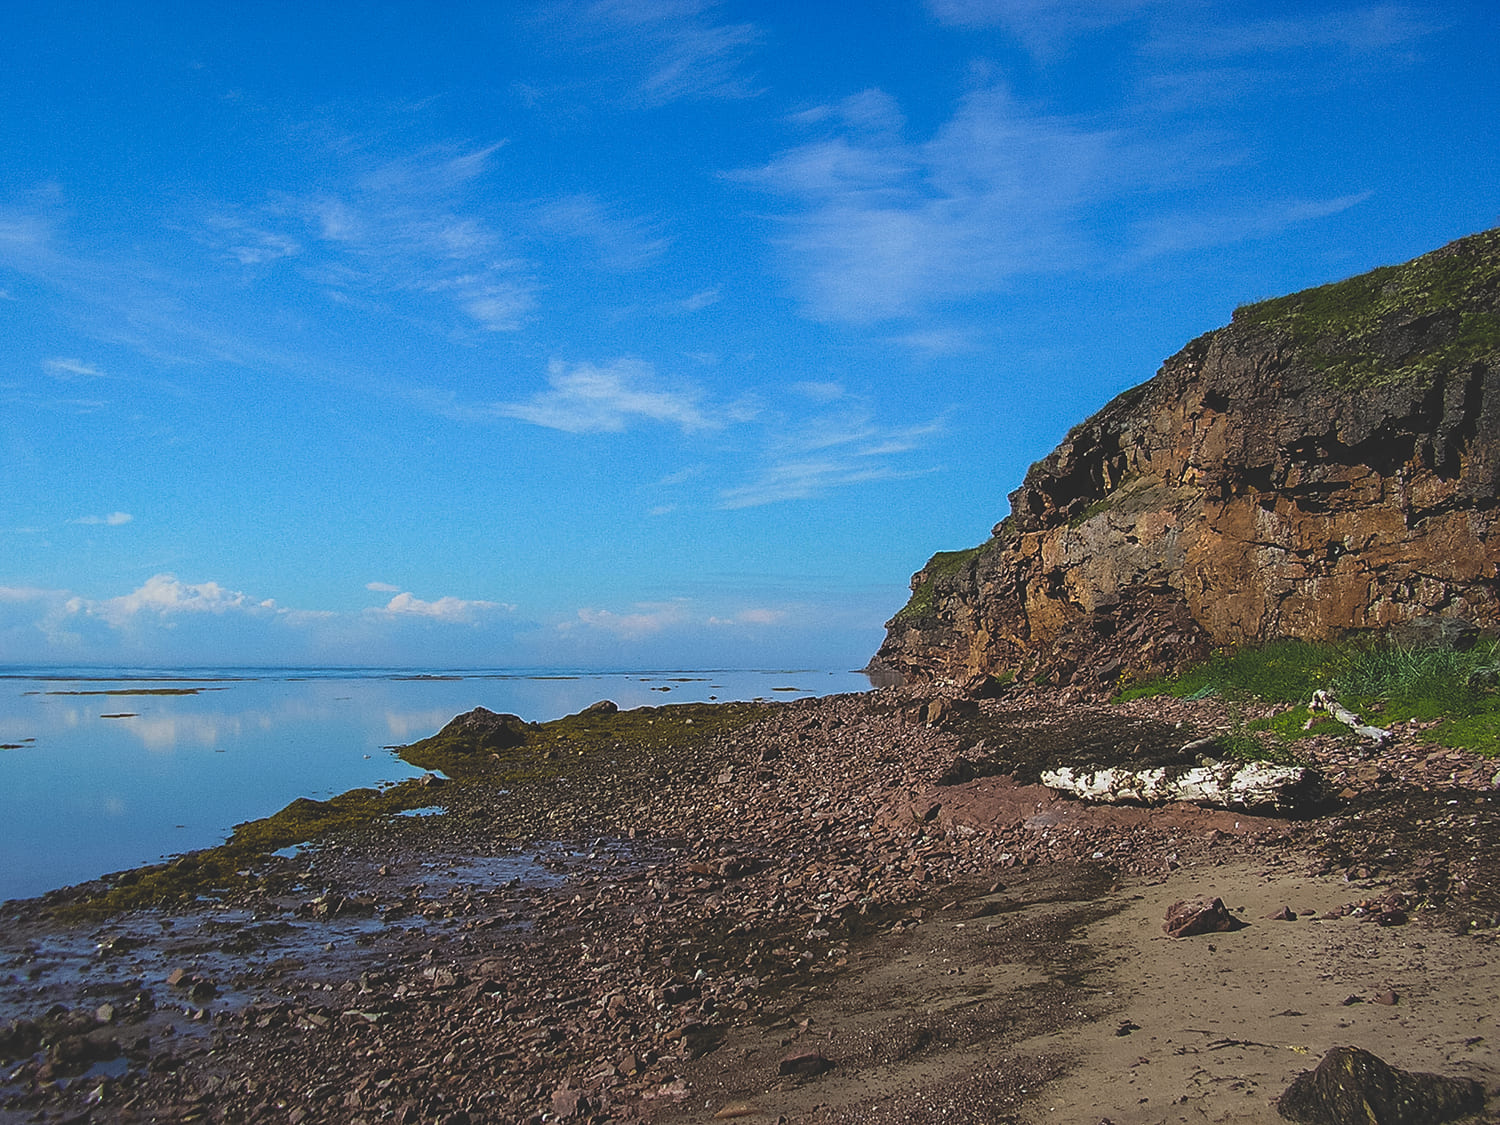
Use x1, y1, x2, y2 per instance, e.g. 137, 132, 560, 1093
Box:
1117, 637, 1500, 757
890, 543, 989, 627
1231, 227, 1500, 388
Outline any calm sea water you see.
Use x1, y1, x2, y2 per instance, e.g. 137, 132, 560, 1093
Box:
0, 666, 871, 904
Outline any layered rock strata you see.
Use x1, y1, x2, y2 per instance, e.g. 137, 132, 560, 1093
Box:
875, 228, 1500, 690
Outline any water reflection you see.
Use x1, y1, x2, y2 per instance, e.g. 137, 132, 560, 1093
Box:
0, 666, 873, 902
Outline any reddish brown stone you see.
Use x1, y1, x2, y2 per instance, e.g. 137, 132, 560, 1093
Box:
1163, 897, 1247, 938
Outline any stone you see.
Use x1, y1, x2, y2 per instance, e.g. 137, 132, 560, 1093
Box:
1276, 1045, 1484, 1124
550, 1085, 584, 1118
430, 707, 530, 751
1042, 760, 1321, 813
1266, 906, 1297, 921
580, 699, 619, 715
1163, 897, 1247, 938
778, 1049, 834, 1077
1386, 616, 1479, 651
714, 1104, 762, 1119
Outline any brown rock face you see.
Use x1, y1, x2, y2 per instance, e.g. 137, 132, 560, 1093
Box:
874, 229, 1500, 691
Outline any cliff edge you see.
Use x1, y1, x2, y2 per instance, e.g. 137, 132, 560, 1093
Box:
874, 228, 1500, 692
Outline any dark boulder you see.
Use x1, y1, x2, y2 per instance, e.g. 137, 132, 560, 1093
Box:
1277, 1045, 1484, 1124
433, 707, 529, 751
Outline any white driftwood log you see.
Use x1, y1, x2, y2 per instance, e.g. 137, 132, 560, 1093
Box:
1040, 760, 1316, 813
1309, 690, 1392, 744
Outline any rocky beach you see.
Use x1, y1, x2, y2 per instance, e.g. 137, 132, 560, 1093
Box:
2, 683, 1498, 1124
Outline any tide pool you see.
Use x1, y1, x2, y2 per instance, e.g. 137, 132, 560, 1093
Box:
0, 666, 870, 903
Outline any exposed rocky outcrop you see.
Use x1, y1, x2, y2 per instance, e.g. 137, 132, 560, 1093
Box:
875, 228, 1500, 691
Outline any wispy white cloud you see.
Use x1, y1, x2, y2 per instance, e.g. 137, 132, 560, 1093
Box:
192, 142, 540, 336
297, 143, 540, 333
736, 84, 1119, 322
70, 512, 133, 527
359, 142, 506, 195
928, 0, 1164, 52
656, 465, 707, 487
1131, 193, 1372, 259
676, 287, 722, 312
201, 213, 302, 266
707, 607, 786, 626
568, 600, 690, 639
0, 576, 527, 664
718, 457, 938, 509
43, 357, 110, 379
1146, 5, 1438, 60
887, 327, 982, 354
791, 381, 845, 402
372, 591, 514, 624
569, 0, 763, 107
719, 411, 946, 508
531, 193, 669, 270
0, 206, 55, 257
928, 1, 1434, 62
365, 581, 401, 593
492, 358, 716, 433
0, 585, 62, 603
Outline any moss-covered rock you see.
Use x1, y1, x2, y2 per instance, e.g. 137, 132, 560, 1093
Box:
1277, 1045, 1484, 1125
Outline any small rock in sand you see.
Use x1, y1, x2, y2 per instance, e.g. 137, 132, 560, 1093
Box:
1163, 896, 1247, 938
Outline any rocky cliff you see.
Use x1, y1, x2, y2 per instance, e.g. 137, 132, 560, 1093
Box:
874, 228, 1500, 693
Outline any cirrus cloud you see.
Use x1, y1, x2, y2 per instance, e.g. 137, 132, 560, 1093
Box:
44, 357, 111, 380
492, 358, 716, 434
70, 511, 133, 527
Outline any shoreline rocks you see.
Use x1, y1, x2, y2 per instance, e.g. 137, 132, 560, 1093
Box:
1, 686, 1497, 1122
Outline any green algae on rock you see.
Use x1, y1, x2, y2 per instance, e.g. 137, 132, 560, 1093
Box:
50, 700, 770, 918
398, 699, 767, 780
51, 776, 447, 917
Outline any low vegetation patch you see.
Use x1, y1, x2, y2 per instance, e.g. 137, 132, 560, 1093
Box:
891, 544, 989, 627
1118, 635, 1500, 756
1230, 228, 1500, 389
55, 778, 445, 917
400, 701, 766, 779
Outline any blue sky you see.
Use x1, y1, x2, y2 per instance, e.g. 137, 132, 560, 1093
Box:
2, 1, 1497, 670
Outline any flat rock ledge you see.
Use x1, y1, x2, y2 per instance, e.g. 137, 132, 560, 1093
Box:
1041, 759, 1320, 814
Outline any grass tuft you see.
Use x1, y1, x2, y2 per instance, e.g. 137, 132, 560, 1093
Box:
1118, 635, 1500, 757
